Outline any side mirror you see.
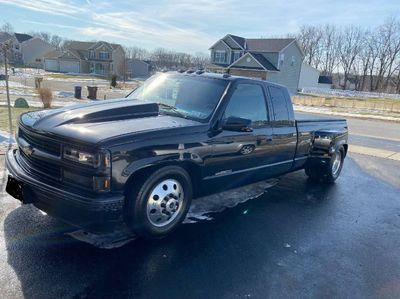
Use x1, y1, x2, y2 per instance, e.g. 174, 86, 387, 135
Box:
222, 116, 252, 132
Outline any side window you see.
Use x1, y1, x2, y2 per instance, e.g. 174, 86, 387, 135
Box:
224, 83, 268, 127
269, 86, 289, 122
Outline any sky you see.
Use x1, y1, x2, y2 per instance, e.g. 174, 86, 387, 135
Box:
0, 0, 399, 54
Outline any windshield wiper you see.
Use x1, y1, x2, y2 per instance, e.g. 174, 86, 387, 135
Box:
158, 103, 188, 119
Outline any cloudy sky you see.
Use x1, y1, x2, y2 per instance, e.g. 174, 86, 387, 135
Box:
0, 0, 398, 53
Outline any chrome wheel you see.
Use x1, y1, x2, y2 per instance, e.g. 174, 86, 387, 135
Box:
331, 151, 342, 176
146, 179, 184, 227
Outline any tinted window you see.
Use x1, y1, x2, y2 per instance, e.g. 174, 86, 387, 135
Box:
127, 74, 228, 121
269, 86, 289, 121
224, 83, 268, 127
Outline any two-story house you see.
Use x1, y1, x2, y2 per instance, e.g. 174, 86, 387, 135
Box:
0, 32, 53, 67
44, 41, 125, 77
208, 34, 305, 93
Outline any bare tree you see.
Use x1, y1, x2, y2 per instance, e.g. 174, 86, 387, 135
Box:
383, 18, 400, 91
1, 22, 14, 33
50, 35, 63, 50
337, 26, 364, 89
321, 24, 340, 75
297, 25, 323, 68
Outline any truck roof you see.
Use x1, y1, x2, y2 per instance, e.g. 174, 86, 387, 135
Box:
167, 71, 283, 87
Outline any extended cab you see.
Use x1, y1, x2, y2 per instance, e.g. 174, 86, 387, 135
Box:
6, 72, 348, 242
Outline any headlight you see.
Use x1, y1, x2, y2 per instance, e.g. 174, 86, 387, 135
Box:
63, 147, 110, 168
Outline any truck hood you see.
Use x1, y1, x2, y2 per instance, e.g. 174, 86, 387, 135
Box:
20, 99, 203, 144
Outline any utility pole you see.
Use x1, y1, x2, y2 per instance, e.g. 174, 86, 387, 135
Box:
1, 41, 13, 136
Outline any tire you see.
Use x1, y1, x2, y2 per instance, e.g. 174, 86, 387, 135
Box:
305, 166, 320, 181
125, 166, 192, 238
305, 146, 345, 183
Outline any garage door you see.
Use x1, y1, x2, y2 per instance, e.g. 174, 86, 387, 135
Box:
44, 59, 58, 71
59, 60, 80, 73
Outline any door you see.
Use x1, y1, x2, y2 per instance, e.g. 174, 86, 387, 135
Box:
206, 82, 277, 186
268, 85, 297, 173
44, 59, 58, 71
59, 60, 80, 73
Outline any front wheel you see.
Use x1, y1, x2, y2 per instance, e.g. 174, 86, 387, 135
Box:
125, 166, 192, 238
305, 146, 345, 183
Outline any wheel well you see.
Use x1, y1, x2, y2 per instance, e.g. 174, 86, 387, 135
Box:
124, 161, 202, 197
342, 144, 348, 156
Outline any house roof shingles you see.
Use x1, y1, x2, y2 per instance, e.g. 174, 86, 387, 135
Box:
212, 35, 298, 53
249, 52, 278, 71
44, 50, 63, 59
229, 52, 278, 72
228, 34, 246, 49
44, 40, 123, 60
14, 33, 33, 43
245, 38, 295, 52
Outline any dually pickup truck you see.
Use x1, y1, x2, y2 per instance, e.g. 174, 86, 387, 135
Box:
6, 72, 348, 242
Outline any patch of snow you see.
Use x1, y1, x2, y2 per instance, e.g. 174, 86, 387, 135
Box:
294, 105, 400, 122
184, 179, 279, 223
56, 91, 74, 98
0, 81, 26, 88
0, 130, 15, 144
300, 87, 400, 100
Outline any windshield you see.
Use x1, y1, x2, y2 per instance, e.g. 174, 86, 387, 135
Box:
127, 73, 229, 121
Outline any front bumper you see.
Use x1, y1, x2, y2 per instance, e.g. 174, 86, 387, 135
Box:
5, 149, 125, 233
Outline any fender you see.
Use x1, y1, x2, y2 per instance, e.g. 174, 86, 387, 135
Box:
311, 129, 348, 158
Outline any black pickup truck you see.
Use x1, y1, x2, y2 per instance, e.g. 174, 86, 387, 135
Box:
6, 72, 348, 241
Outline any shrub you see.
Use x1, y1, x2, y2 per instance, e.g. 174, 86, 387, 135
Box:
37, 88, 53, 108
110, 75, 117, 88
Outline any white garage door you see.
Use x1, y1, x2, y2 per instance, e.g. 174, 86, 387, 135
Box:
44, 59, 58, 71
59, 60, 80, 73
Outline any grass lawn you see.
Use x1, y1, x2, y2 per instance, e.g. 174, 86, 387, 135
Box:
0, 106, 39, 132
45, 73, 105, 80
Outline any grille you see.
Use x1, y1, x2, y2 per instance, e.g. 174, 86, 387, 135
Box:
19, 149, 61, 180
19, 129, 61, 156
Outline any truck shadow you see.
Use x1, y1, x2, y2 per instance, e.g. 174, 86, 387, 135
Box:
4, 171, 340, 299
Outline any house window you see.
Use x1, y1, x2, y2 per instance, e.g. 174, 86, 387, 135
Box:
278, 53, 285, 69
214, 50, 227, 64
89, 50, 95, 59
99, 51, 110, 60
232, 51, 241, 62
291, 56, 295, 66
14, 44, 19, 50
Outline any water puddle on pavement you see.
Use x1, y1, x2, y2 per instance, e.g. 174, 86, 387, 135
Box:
184, 178, 279, 224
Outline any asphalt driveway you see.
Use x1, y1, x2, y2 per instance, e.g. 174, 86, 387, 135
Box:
1, 151, 399, 299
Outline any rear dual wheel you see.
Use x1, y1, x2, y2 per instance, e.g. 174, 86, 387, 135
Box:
305, 146, 345, 183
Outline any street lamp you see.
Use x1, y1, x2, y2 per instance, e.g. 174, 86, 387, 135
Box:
1, 40, 13, 137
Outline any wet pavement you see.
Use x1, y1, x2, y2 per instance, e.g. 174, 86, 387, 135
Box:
1, 152, 400, 299
1, 115, 400, 298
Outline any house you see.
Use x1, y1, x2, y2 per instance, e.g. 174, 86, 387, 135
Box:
44, 41, 125, 77
0, 32, 54, 67
298, 63, 320, 89
208, 34, 305, 93
127, 59, 151, 78
298, 63, 334, 90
